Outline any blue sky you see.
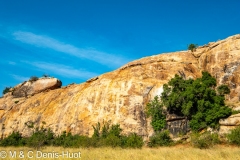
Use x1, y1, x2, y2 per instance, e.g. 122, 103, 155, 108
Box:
1, 0, 240, 96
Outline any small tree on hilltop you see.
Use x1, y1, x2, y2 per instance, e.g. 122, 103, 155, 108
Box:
188, 44, 198, 52
29, 76, 39, 82
3, 87, 12, 95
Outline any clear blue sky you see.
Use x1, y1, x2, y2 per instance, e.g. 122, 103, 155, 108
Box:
1, 0, 240, 96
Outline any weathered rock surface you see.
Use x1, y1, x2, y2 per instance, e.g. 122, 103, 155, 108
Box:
219, 113, 240, 126
166, 114, 189, 137
11, 77, 62, 98
0, 34, 240, 138
219, 113, 240, 134
197, 34, 240, 102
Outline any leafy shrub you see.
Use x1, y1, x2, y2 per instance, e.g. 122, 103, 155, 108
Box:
26, 127, 54, 149
217, 84, 230, 96
42, 74, 50, 78
108, 124, 122, 137
0, 122, 143, 149
2, 87, 11, 95
161, 72, 232, 131
188, 44, 198, 52
29, 76, 39, 82
190, 131, 220, 149
92, 122, 101, 138
102, 134, 122, 147
148, 130, 173, 147
145, 96, 166, 132
90, 122, 143, 148
0, 131, 25, 146
227, 126, 240, 146
53, 131, 93, 148
24, 121, 35, 129
146, 72, 232, 133
53, 131, 74, 147
122, 133, 144, 148
231, 110, 240, 115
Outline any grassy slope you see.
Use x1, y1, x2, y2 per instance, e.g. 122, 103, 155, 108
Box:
0, 145, 240, 160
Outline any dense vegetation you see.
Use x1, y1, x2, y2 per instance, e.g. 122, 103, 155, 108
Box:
147, 71, 232, 132
147, 130, 173, 147
190, 131, 220, 149
0, 122, 143, 149
145, 96, 166, 132
145, 71, 234, 148
227, 126, 240, 146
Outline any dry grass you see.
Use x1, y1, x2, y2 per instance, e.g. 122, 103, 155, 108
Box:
0, 145, 240, 160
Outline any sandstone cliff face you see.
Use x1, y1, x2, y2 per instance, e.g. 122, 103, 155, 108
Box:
0, 34, 240, 138
195, 35, 240, 102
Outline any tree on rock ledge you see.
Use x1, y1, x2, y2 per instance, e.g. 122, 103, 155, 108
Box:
188, 44, 198, 52
147, 71, 232, 132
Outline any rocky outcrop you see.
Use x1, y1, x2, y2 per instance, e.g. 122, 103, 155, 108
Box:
219, 113, 240, 126
166, 114, 189, 137
219, 113, 240, 134
0, 34, 240, 138
196, 34, 240, 102
11, 77, 62, 98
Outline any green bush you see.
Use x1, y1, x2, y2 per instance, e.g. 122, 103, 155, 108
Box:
161, 72, 232, 131
231, 110, 240, 115
53, 131, 93, 148
122, 133, 144, 148
145, 96, 166, 132
53, 131, 75, 147
42, 74, 50, 78
227, 126, 240, 146
146, 72, 232, 133
148, 130, 173, 147
100, 123, 123, 147
188, 44, 198, 52
108, 124, 122, 137
24, 121, 35, 129
190, 131, 220, 149
54, 122, 143, 148
26, 127, 54, 149
81, 137, 99, 148
3, 87, 11, 95
92, 122, 101, 138
102, 134, 122, 147
91, 122, 143, 148
0, 131, 25, 146
0, 122, 144, 149
217, 84, 230, 96
29, 76, 39, 82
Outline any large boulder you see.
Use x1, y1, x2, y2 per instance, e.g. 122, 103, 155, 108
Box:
12, 77, 62, 98
166, 114, 189, 137
219, 113, 240, 134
